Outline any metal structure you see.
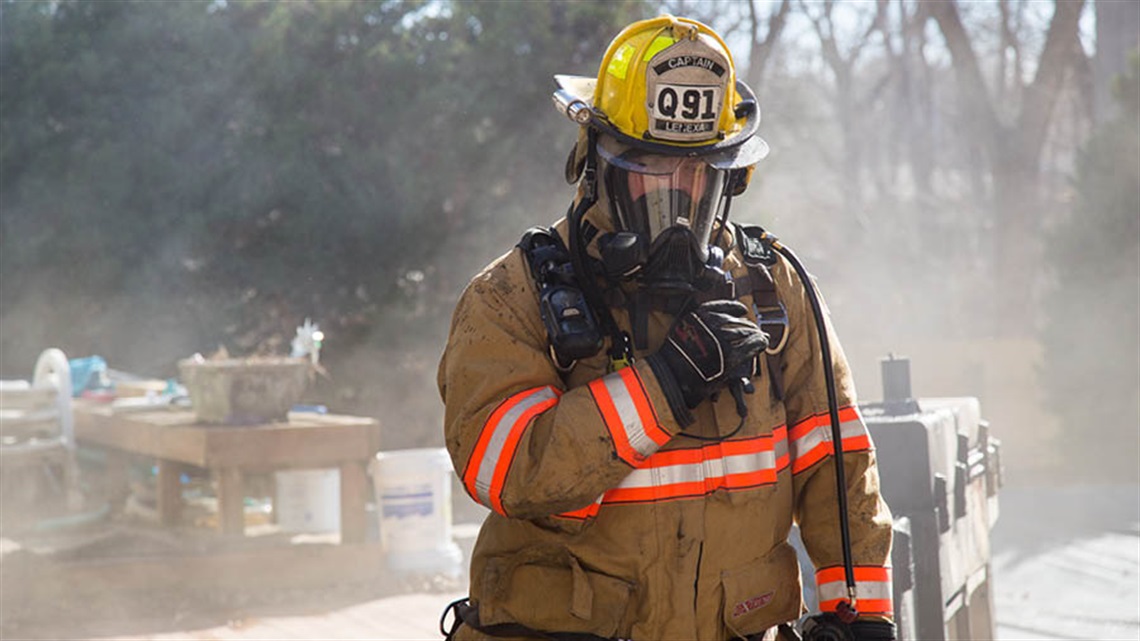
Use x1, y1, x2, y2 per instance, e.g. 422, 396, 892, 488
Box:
0, 348, 81, 516
795, 356, 1003, 640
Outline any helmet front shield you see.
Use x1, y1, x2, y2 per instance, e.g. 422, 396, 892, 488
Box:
597, 136, 727, 257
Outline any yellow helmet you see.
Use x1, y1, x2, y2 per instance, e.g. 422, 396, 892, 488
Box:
554, 16, 767, 277
554, 15, 768, 169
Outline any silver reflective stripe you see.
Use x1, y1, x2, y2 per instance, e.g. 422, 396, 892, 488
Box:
774, 436, 789, 461
791, 425, 830, 460
620, 463, 696, 490
791, 415, 869, 460
601, 372, 658, 459
653, 463, 704, 487
817, 579, 893, 603
474, 387, 558, 506
723, 450, 777, 476
840, 416, 868, 440
618, 463, 698, 491
614, 450, 777, 490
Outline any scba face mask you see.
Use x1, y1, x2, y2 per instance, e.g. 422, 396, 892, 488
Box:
598, 136, 730, 292
600, 138, 727, 258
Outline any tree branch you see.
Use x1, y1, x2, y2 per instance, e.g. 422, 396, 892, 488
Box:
746, 0, 791, 89
847, 0, 885, 67
800, 0, 845, 83
1070, 33, 1095, 125
929, 0, 1001, 137
1018, 0, 1086, 161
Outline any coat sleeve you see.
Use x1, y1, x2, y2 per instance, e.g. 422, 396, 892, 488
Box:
774, 257, 895, 621
437, 249, 684, 520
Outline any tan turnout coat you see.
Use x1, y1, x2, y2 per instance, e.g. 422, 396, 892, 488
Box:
438, 204, 893, 641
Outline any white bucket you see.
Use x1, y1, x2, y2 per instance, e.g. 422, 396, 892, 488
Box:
275, 468, 340, 533
371, 448, 462, 575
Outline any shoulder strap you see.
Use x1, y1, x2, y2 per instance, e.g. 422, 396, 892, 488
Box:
517, 223, 625, 371
735, 223, 779, 268
518, 226, 569, 284
733, 224, 789, 401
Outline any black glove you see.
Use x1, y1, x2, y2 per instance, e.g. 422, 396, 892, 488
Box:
801, 615, 896, 641
849, 620, 896, 641
646, 300, 768, 426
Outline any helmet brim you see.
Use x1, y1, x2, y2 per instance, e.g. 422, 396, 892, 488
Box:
704, 134, 769, 170
554, 74, 597, 106
553, 74, 769, 169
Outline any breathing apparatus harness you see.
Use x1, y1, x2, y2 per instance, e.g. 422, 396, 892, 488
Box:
531, 190, 861, 641
521, 133, 865, 634
764, 232, 864, 641
449, 17, 884, 629
461, 219, 873, 641
448, 166, 883, 641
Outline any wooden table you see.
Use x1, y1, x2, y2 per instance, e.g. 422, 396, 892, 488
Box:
73, 404, 381, 543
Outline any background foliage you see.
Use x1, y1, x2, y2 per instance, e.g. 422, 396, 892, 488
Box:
1, 0, 647, 442
1, 0, 1136, 475
1041, 53, 1139, 476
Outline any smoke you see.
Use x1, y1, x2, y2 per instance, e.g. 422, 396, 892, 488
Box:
1, 3, 1137, 637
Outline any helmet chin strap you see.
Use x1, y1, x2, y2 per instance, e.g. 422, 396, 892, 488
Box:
567, 129, 635, 370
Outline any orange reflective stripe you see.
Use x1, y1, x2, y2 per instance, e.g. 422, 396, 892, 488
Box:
816, 566, 894, 615
555, 428, 790, 519
842, 433, 871, 451
719, 437, 769, 456
850, 598, 893, 615
487, 397, 558, 515
607, 480, 708, 503
621, 366, 668, 442
603, 430, 787, 504
556, 498, 602, 520
637, 446, 707, 467
463, 386, 561, 516
818, 598, 894, 616
789, 415, 822, 440
792, 441, 831, 473
817, 566, 890, 584
789, 406, 871, 474
589, 368, 669, 465
463, 391, 530, 499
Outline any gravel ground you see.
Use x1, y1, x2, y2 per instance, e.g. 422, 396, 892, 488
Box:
3, 485, 1136, 641
992, 485, 1140, 641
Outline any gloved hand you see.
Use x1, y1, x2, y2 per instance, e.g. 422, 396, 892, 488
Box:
800, 615, 896, 641
849, 620, 897, 641
646, 300, 768, 425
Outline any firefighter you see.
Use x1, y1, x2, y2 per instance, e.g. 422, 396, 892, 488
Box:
439, 15, 895, 641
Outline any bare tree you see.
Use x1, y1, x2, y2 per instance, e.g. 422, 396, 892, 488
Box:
655, 0, 791, 93
876, 0, 937, 199
928, 0, 1088, 334
745, 0, 791, 90
797, 0, 887, 216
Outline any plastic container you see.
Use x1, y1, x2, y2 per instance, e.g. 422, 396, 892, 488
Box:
274, 468, 340, 533
371, 448, 462, 576
178, 357, 309, 424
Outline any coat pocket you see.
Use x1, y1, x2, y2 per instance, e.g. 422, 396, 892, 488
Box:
721, 543, 805, 639
480, 552, 634, 638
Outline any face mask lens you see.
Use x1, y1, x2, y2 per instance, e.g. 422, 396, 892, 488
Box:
610, 157, 725, 249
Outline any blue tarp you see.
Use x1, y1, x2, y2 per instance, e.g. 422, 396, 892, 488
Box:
68, 355, 108, 397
